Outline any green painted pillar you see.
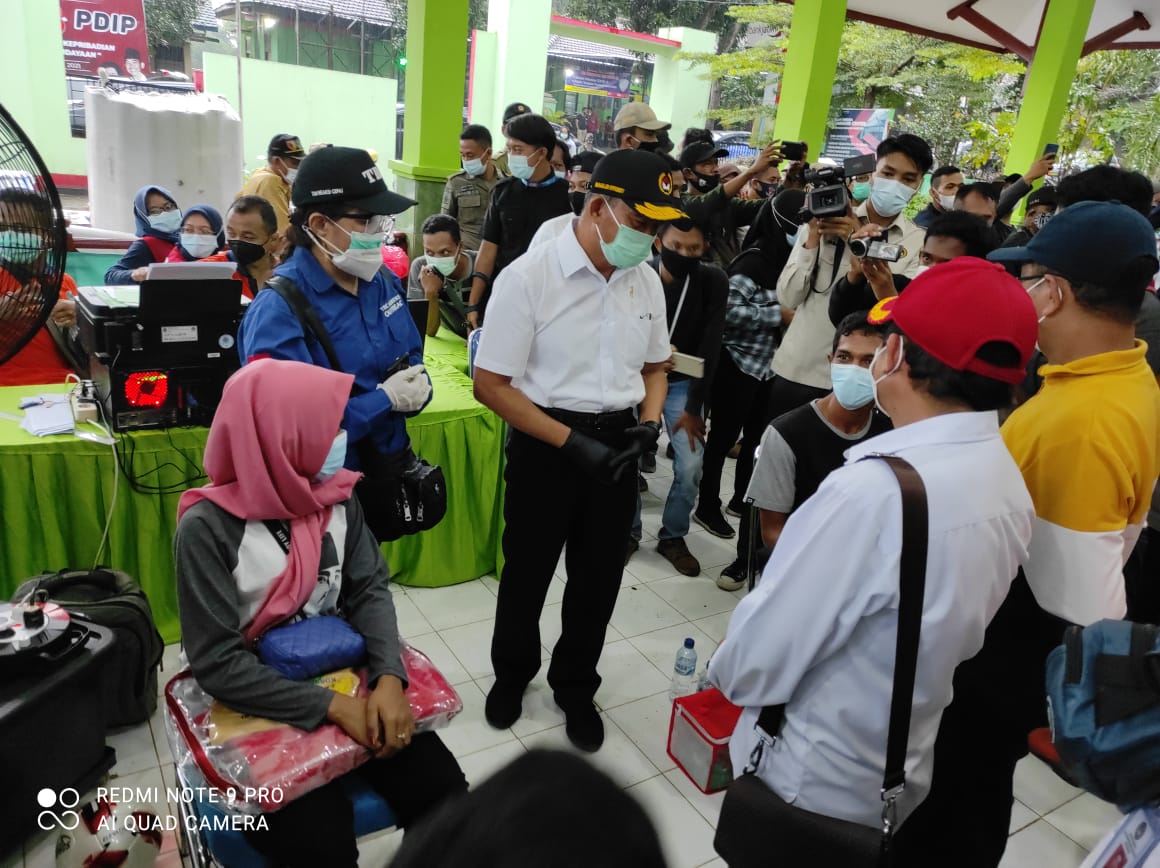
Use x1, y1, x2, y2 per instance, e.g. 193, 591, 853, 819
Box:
772, 0, 848, 155
486, 0, 553, 124
387, 0, 470, 250
1004, 0, 1095, 196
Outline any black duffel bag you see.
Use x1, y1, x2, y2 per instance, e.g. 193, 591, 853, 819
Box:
13, 568, 164, 728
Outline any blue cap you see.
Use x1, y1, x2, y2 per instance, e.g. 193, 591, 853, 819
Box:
988, 200, 1158, 285
684, 638, 695, 648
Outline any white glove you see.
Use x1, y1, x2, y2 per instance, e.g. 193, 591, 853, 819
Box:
378, 364, 431, 412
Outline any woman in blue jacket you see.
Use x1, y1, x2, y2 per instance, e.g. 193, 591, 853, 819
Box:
103, 185, 182, 284
237, 146, 431, 541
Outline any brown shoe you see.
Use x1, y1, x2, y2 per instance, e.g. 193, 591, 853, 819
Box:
656, 537, 701, 577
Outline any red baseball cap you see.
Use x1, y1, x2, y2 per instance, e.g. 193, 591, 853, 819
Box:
866, 257, 1038, 385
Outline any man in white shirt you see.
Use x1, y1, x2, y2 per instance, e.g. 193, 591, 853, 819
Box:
473, 150, 687, 752
710, 258, 1039, 836
771, 134, 930, 422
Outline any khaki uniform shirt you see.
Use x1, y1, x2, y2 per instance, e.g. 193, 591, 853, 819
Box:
441, 170, 502, 252
239, 167, 291, 234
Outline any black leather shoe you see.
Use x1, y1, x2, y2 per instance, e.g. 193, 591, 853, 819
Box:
485, 682, 524, 729
560, 701, 604, 752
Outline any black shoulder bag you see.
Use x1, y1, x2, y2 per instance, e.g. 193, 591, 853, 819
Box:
713, 454, 928, 868
265, 276, 446, 543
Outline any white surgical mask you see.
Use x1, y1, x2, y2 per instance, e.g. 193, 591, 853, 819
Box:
912, 264, 931, 277
180, 232, 218, 259
462, 157, 485, 177
284, 166, 299, 184
429, 251, 459, 277
147, 209, 182, 234
307, 218, 385, 282
869, 337, 905, 418
938, 193, 956, 211
554, 169, 567, 180
508, 153, 539, 182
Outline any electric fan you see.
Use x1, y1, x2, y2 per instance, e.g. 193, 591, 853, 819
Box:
0, 102, 69, 365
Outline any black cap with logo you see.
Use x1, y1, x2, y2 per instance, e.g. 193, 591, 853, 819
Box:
268, 133, 306, 159
291, 146, 417, 215
589, 150, 689, 222
679, 141, 728, 169
502, 102, 533, 125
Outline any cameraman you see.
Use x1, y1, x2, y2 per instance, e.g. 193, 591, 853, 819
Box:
828, 211, 995, 325
771, 134, 930, 421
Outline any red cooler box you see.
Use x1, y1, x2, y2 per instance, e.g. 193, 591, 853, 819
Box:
667, 688, 743, 794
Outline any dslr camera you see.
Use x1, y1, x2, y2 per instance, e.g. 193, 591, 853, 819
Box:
801, 153, 878, 220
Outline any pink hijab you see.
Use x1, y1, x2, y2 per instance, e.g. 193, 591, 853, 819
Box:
178, 358, 360, 642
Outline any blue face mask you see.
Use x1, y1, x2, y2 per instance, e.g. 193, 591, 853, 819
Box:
0, 229, 43, 264
596, 197, 656, 269
462, 157, 486, 177
830, 363, 876, 410
869, 178, 916, 217
147, 209, 182, 234
315, 430, 348, 481
851, 180, 872, 202
508, 152, 540, 182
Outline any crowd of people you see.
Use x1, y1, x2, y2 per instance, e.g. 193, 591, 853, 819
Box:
5, 88, 1160, 866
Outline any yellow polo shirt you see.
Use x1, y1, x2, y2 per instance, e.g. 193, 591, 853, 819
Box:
1002, 341, 1160, 624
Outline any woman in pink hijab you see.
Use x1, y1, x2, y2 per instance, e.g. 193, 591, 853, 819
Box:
175, 358, 465, 866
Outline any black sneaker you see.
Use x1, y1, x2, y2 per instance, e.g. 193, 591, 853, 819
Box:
717, 560, 748, 592
638, 473, 648, 493
485, 681, 524, 729
641, 450, 657, 473
624, 537, 639, 566
725, 499, 746, 518
559, 701, 604, 752
693, 508, 735, 539
665, 442, 675, 460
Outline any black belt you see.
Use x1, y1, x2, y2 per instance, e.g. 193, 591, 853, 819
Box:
538, 405, 636, 431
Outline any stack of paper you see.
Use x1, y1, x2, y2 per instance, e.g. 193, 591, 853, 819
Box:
20, 394, 75, 437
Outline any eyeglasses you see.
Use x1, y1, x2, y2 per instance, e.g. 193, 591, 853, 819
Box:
146, 202, 178, 215
338, 213, 394, 235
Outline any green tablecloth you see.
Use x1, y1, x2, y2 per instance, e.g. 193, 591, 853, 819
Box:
0, 341, 505, 644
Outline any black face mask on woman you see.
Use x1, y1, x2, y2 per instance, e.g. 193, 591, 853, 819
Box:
659, 244, 700, 283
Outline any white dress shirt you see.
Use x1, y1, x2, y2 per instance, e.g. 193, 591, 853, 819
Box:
527, 212, 575, 250
709, 411, 1034, 828
474, 220, 670, 412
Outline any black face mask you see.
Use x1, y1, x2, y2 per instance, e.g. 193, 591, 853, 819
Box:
659, 245, 700, 283
229, 238, 267, 268
757, 181, 779, 198
569, 190, 586, 216
691, 171, 720, 193
635, 139, 660, 153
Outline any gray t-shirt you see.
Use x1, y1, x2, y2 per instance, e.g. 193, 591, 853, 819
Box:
407, 251, 477, 306
745, 400, 878, 512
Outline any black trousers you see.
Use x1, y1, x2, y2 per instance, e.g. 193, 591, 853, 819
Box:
492, 423, 637, 709
699, 351, 776, 513
893, 575, 1068, 868
244, 731, 467, 868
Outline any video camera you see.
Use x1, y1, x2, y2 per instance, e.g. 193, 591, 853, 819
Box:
800, 153, 878, 220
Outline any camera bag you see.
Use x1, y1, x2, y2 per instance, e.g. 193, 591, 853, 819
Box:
12, 568, 164, 727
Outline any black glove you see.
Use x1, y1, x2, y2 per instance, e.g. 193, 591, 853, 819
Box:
620, 421, 662, 462
560, 429, 629, 485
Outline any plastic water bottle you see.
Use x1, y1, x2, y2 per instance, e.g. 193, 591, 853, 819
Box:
669, 638, 698, 702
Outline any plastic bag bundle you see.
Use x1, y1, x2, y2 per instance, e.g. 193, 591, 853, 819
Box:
164, 643, 462, 813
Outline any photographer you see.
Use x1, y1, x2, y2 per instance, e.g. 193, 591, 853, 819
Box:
771, 134, 930, 422
678, 140, 784, 267
828, 211, 995, 325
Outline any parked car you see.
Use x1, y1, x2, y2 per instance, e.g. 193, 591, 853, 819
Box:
712, 130, 759, 162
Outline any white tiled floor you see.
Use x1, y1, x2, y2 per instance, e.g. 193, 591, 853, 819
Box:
9, 458, 1120, 867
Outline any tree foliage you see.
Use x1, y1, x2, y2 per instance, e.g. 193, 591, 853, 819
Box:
142, 0, 200, 54
551, 0, 734, 40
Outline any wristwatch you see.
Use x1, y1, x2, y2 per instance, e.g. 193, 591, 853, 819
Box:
465, 304, 479, 313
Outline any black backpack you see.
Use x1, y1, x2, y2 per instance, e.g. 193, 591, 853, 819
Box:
13, 568, 165, 728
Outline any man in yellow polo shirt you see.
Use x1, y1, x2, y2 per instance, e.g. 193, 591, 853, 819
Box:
240, 134, 304, 235
897, 201, 1160, 867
